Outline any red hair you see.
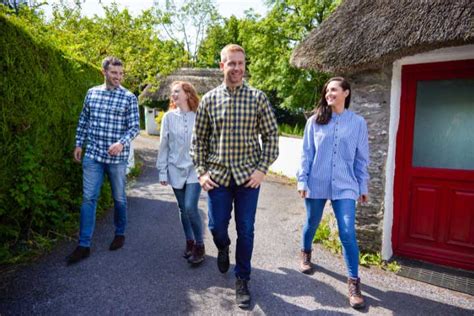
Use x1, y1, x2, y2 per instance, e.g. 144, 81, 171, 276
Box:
168, 81, 200, 112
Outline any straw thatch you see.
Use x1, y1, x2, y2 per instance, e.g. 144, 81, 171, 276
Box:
291, 0, 474, 74
139, 68, 223, 101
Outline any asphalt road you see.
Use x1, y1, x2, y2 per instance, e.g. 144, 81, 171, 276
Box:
1, 134, 473, 315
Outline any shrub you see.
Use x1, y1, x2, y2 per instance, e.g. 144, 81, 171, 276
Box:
0, 14, 110, 264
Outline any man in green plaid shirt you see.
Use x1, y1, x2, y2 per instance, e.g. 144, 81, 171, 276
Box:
191, 44, 279, 309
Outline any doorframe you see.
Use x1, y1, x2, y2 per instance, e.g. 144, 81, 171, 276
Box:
381, 45, 474, 261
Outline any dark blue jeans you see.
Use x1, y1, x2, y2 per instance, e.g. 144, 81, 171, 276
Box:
207, 178, 260, 280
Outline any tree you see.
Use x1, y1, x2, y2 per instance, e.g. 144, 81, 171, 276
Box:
152, 0, 220, 66
44, 2, 188, 94
196, 15, 246, 68
240, 0, 340, 111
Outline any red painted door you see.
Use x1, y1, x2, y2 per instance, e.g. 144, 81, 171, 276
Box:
393, 59, 474, 270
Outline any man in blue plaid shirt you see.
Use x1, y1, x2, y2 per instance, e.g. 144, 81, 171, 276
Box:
191, 44, 279, 308
66, 56, 140, 265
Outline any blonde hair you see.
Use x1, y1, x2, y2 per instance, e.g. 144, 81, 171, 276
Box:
168, 81, 200, 112
220, 44, 246, 62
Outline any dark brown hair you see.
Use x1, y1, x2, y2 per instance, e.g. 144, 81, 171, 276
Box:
314, 77, 351, 125
101, 56, 123, 70
168, 81, 200, 112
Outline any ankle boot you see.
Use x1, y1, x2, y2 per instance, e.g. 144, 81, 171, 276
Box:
183, 240, 195, 259
188, 244, 205, 265
348, 277, 365, 309
299, 250, 312, 274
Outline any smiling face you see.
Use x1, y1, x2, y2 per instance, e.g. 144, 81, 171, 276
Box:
220, 50, 246, 89
325, 80, 350, 111
102, 65, 123, 89
170, 83, 189, 110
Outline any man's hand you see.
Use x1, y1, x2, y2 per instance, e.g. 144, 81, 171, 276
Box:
358, 194, 369, 204
73, 147, 82, 163
108, 142, 124, 156
298, 190, 307, 198
244, 170, 265, 189
198, 172, 219, 191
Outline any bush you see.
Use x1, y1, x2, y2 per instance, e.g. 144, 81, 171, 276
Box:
0, 14, 110, 264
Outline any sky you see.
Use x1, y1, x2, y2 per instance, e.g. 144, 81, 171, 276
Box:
43, 0, 268, 19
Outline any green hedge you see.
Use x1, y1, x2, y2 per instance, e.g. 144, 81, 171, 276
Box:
0, 14, 108, 264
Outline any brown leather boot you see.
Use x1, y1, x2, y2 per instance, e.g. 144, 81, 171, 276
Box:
188, 244, 205, 265
348, 277, 365, 309
299, 250, 313, 274
183, 240, 195, 259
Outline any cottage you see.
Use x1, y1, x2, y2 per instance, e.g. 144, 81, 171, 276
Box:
139, 68, 223, 135
291, 0, 474, 270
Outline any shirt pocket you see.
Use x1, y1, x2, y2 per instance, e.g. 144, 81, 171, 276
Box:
110, 100, 127, 116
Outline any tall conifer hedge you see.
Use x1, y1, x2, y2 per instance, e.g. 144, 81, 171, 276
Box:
0, 15, 104, 263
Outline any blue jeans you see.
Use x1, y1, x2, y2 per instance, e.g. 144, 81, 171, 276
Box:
172, 183, 204, 244
207, 178, 260, 280
79, 156, 128, 247
301, 198, 360, 278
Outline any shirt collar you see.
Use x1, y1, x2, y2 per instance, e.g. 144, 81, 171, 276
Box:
221, 81, 247, 93
101, 84, 122, 92
331, 109, 347, 118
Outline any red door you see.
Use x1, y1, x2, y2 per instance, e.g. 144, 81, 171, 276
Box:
393, 59, 474, 270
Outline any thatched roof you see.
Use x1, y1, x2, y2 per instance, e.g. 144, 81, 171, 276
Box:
291, 0, 474, 74
139, 68, 223, 101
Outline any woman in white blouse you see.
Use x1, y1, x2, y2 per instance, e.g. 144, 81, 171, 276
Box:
156, 81, 205, 265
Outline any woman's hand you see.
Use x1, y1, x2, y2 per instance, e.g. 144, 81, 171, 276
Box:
160, 181, 168, 186
358, 194, 369, 204
298, 190, 307, 198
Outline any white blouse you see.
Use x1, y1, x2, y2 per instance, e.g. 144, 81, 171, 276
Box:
156, 108, 199, 189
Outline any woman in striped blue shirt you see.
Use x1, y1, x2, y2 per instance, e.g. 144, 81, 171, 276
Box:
156, 81, 205, 266
297, 77, 369, 309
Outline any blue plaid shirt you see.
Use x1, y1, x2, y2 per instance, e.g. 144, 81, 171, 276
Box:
75, 84, 140, 164
297, 110, 369, 200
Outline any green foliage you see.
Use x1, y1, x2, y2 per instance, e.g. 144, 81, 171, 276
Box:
139, 96, 169, 111
241, 0, 337, 111
0, 13, 112, 265
359, 253, 401, 273
7, 2, 189, 95
154, 110, 166, 127
196, 15, 245, 67
313, 214, 342, 254
127, 156, 143, 180
279, 123, 304, 137
196, 0, 338, 111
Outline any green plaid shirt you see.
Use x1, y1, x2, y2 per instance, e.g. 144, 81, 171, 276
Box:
191, 82, 279, 186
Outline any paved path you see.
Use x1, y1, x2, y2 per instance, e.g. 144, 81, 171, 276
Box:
1, 134, 473, 315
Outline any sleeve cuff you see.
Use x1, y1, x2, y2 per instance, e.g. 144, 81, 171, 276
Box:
257, 162, 269, 174
297, 181, 308, 192
158, 171, 168, 183
359, 183, 368, 195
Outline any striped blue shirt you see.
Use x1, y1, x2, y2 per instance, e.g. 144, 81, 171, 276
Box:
75, 85, 140, 164
297, 110, 369, 200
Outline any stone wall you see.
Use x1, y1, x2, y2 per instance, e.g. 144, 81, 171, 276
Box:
346, 66, 392, 252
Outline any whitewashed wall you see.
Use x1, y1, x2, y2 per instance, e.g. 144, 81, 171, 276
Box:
269, 136, 303, 179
